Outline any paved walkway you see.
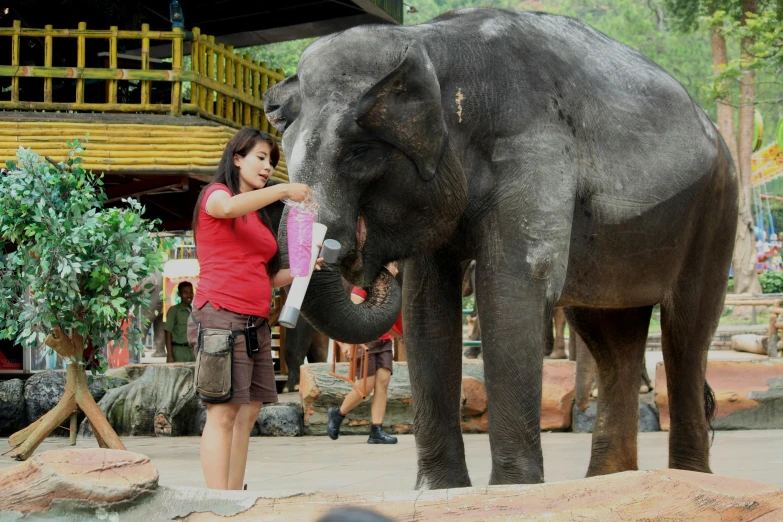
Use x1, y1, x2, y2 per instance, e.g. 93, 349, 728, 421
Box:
3, 431, 781, 492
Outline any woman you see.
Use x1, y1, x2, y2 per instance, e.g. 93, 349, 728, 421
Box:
188, 128, 321, 490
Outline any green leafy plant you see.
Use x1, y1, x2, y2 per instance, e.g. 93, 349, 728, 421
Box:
759, 270, 783, 293
0, 139, 167, 459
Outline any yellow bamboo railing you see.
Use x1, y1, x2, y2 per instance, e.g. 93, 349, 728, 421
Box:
0, 21, 285, 136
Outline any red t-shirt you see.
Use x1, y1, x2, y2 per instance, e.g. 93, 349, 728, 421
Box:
351, 287, 403, 341
194, 183, 278, 317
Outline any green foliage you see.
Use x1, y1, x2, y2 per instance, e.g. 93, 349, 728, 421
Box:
0, 140, 167, 371
759, 270, 783, 293
705, 9, 783, 106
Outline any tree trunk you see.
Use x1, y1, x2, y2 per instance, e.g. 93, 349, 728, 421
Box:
732, 0, 762, 301
710, 3, 762, 306
7, 327, 125, 460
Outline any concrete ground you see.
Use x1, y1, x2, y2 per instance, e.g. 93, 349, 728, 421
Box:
3, 430, 781, 493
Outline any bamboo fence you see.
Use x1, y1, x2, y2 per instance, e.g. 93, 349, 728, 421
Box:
0, 21, 285, 136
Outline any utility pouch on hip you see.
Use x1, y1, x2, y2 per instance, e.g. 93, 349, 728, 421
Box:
194, 326, 234, 403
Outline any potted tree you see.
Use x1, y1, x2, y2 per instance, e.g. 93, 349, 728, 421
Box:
0, 140, 166, 460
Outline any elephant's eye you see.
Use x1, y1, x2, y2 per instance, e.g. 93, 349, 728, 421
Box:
350, 146, 370, 159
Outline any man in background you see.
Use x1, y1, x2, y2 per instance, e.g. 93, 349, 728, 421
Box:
164, 281, 195, 363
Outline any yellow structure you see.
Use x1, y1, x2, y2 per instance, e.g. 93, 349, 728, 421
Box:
0, 21, 289, 223
752, 143, 783, 187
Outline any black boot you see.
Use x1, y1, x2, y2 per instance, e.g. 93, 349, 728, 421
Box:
327, 407, 344, 440
368, 425, 397, 444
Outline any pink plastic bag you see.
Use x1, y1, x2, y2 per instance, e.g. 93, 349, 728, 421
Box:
287, 207, 315, 277
285, 195, 319, 277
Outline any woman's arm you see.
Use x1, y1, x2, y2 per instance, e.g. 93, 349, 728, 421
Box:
206, 183, 311, 219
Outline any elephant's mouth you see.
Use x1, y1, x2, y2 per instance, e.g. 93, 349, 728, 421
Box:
356, 213, 367, 250
341, 213, 368, 282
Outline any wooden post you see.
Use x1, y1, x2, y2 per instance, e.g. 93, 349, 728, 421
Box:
11, 20, 20, 103
44, 25, 53, 103
108, 26, 118, 105
235, 53, 244, 125
260, 62, 269, 133
171, 27, 183, 116
206, 35, 215, 115
225, 45, 234, 122
198, 30, 207, 111
216, 44, 226, 119
140, 23, 150, 105
251, 61, 261, 129
76, 22, 86, 104
190, 27, 200, 109
69, 412, 77, 446
243, 53, 252, 126
8, 328, 126, 460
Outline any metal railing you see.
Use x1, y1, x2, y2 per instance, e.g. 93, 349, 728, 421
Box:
0, 21, 284, 135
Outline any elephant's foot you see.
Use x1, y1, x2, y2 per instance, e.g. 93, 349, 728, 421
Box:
415, 467, 471, 490
489, 456, 544, 485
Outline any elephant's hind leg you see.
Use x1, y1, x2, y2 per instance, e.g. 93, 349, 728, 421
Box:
660, 282, 724, 474
565, 306, 653, 476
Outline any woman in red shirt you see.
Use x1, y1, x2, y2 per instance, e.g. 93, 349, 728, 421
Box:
187, 128, 321, 490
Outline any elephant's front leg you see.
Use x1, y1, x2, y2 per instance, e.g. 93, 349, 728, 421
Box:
404, 252, 470, 490
476, 268, 552, 485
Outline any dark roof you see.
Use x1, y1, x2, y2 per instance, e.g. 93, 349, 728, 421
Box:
6, 0, 403, 55
179, 0, 403, 46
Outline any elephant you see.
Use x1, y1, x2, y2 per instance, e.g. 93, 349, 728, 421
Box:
264, 8, 735, 488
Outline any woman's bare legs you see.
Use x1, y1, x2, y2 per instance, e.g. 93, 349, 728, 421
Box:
201, 403, 241, 489
228, 401, 263, 490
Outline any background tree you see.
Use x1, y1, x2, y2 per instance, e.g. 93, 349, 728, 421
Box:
666, 0, 783, 297
0, 141, 166, 460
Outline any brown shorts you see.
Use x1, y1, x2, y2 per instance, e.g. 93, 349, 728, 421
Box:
187, 302, 278, 405
356, 339, 394, 378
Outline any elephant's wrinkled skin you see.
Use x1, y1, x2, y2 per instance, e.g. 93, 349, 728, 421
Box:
265, 9, 737, 489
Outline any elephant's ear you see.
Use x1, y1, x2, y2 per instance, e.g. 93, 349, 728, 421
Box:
354, 43, 444, 181
264, 74, 301, 133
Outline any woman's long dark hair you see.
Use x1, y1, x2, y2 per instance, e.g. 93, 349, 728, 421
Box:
192, 128, 281, 276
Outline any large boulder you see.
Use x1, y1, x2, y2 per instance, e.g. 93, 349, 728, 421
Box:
0, 448, 158, 514
300, 360, 575, 434
24, 371, 127, 435
256, 402, 304, 437
301, 362, 413, 436
0, 379, 26, 436
656, 360, 783, 430
80, 364, 198, 437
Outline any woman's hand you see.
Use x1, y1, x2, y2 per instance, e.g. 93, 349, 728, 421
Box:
283, 183, 313, 202
313, 243, 325, 271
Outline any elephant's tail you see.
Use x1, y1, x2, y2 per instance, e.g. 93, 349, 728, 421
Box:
704, 381, 717, 445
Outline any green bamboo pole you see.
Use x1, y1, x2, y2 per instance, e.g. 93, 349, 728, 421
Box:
11, 20, 20, 103
108, 26, 118, 105
76, 22, 86, 104
44, 25, 53, 103
171, 27, 183, 115
141, 23, 150, 105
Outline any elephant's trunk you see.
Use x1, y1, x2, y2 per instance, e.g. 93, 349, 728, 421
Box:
301, 264, 401, 344
277, 206, 401, 344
